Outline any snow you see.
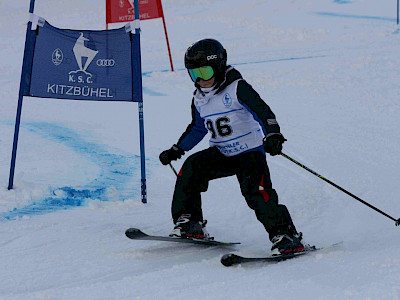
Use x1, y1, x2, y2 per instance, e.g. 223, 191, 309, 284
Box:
0, 0, 400, 299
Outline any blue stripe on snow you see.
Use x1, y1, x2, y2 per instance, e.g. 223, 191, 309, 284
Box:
333, 0, 352, 4
314, 12, 395, 22
1, 122, 141, 221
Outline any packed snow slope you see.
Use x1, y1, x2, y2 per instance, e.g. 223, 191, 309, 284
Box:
1, 0, 400, 299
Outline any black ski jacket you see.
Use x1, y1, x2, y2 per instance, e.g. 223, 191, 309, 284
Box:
177, 66, 282, 152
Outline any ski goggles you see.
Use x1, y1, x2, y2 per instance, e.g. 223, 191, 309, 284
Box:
188, 66, 214, 82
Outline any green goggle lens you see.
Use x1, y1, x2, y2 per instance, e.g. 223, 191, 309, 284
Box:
188, 66, 214, 82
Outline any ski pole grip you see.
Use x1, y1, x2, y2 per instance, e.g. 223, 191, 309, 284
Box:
396, 219, 400, 226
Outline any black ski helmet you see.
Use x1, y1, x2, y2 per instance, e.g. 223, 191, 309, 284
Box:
184, 38, 227, 82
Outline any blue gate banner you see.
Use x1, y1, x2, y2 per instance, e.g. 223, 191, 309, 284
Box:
28, 21, 139, 102
9, 8, 146, 203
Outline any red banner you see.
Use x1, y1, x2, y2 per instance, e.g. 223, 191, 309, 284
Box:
106, 0, 163, 24
106, 0, 174, 71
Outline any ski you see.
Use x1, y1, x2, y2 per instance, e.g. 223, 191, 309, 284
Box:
221, 246, 318, 267
221, 242, 342, 267
125, 228, 240, 246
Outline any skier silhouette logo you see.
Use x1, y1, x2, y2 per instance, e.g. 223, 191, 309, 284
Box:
69, 33, 98, 83
52, 48, 63, 66
128, 0, 136, 14
72, 33, 98, 73
223, 93, 232, 108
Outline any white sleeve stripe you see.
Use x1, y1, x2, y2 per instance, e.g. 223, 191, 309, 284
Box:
267, 119, 278, 125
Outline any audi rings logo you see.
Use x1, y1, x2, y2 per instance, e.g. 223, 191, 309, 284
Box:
96, 59, 115, 67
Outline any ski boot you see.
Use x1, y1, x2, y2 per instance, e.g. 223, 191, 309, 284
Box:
270, 232, 307, 256
169, 214, 212, 240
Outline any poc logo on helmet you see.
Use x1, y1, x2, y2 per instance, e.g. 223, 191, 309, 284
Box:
207, 55, 217, 60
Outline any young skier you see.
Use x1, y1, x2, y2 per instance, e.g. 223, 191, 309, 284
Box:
159, 38, 306, 255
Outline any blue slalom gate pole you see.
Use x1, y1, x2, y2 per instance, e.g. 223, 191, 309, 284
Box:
133, 0, 147, 203
8, 0, 36, 190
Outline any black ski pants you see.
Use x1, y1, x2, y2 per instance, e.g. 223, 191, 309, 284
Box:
171, 147, 297, 240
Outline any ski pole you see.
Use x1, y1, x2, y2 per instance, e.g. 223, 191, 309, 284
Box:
280, 152, 400, 226
169, 163, 178, 177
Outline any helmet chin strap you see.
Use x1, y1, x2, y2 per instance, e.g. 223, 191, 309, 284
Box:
213, 66, 230, 94
194, 82, 206, 96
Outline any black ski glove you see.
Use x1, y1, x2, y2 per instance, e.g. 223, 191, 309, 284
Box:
263, 134, 287, 156
159, 144, 185, 165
